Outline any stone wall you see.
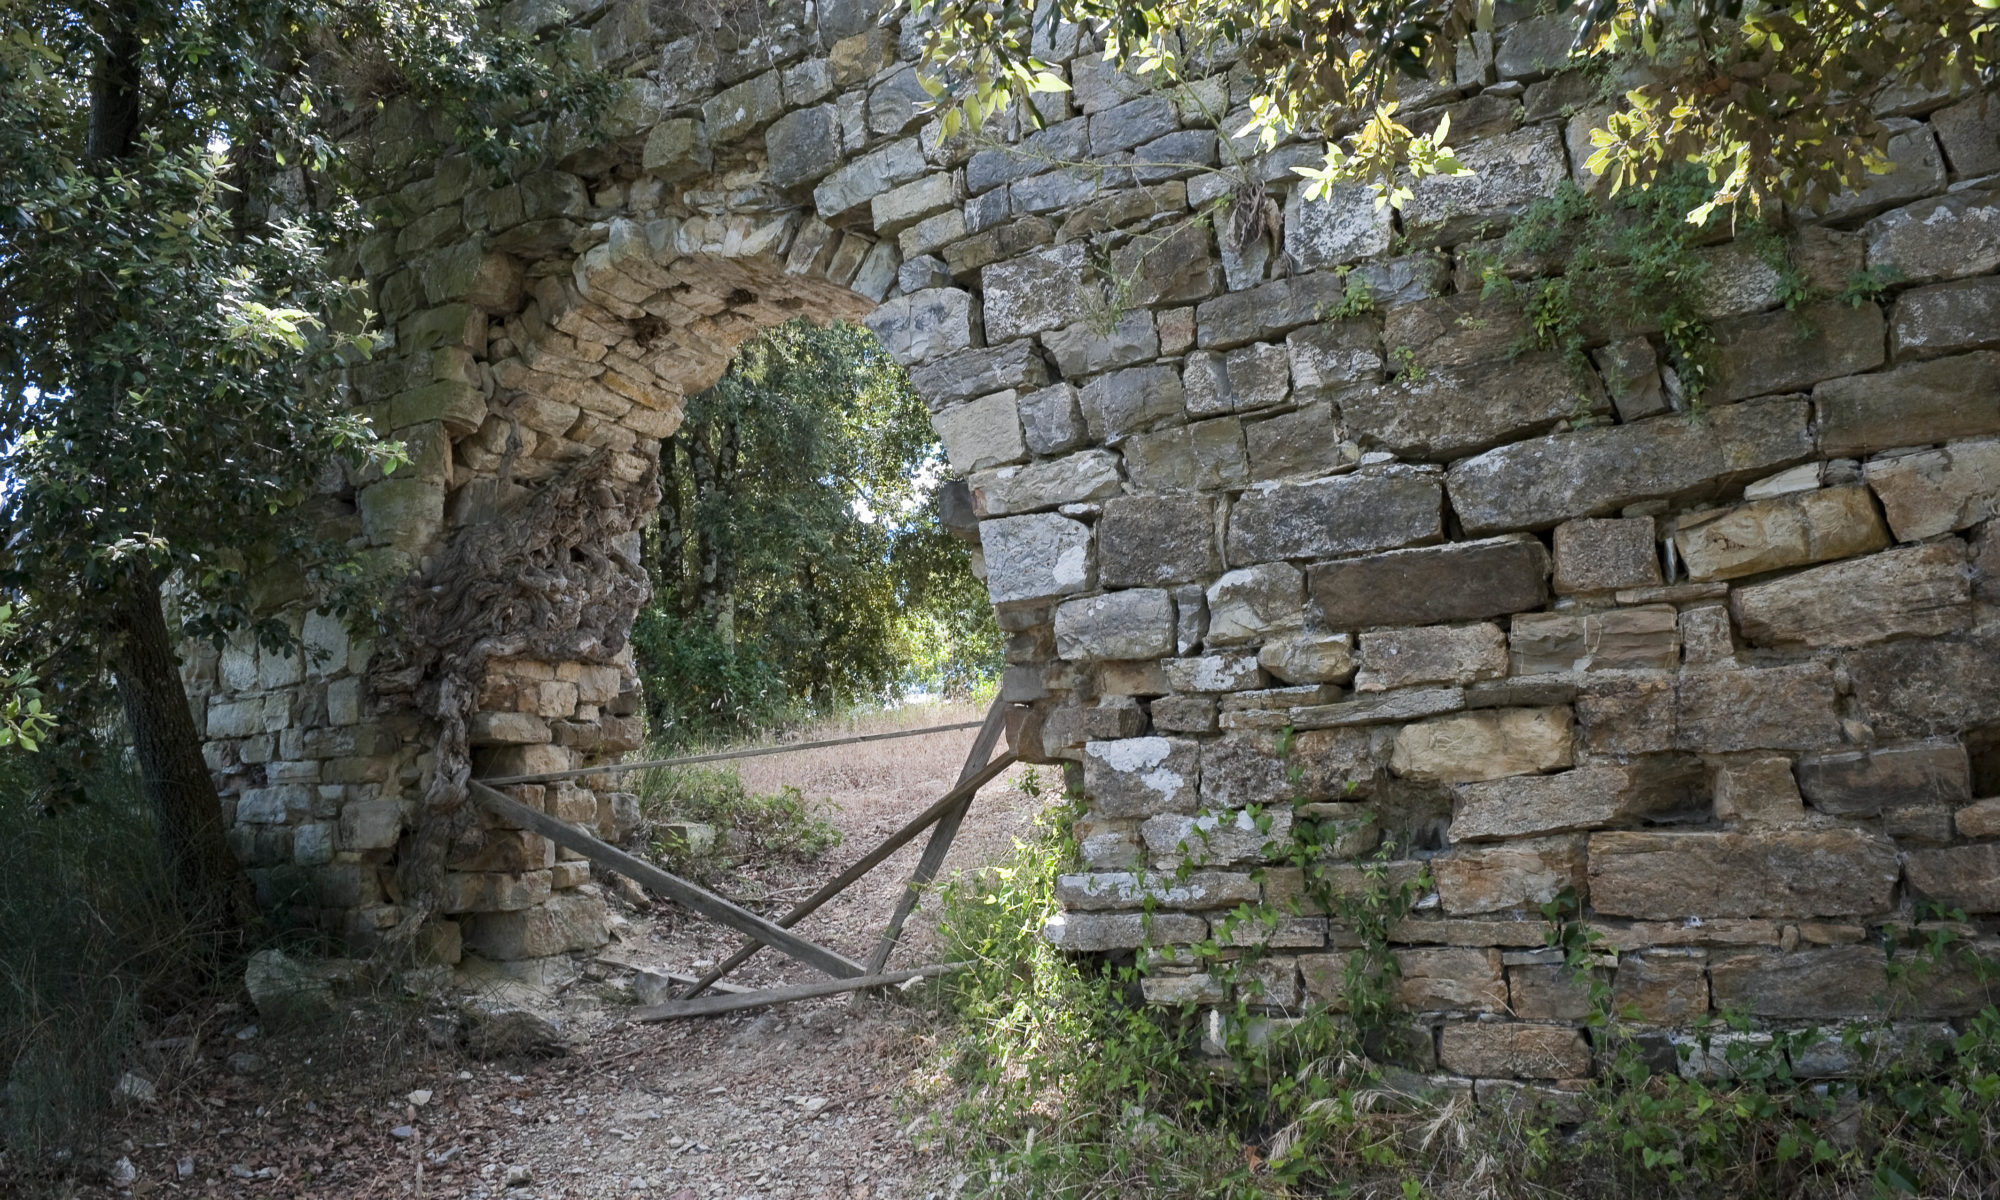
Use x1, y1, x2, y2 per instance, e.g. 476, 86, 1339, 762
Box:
187, 0, 2000, 1075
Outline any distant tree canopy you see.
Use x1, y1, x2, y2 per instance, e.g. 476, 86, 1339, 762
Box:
918, 0, 1999, 222
634, 320, 1000, 746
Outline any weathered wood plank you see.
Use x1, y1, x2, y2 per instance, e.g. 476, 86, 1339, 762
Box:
467, 779, 863, 980
676, 750, 1017, 999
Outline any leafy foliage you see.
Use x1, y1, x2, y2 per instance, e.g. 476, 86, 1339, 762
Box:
637, 320, 1000, 746
634, 764, 842, 881
914, 0, 2000, 221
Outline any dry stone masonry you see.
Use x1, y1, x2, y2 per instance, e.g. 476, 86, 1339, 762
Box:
183, 0, 2000, 1085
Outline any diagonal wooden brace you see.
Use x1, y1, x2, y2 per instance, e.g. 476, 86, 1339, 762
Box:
467, 779, 863, 980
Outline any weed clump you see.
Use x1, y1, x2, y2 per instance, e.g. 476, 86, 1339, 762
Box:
635, 762, 841, 881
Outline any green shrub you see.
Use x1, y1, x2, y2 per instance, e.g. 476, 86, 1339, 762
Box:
634, 762, 840, 881
0, 753, 233, 1159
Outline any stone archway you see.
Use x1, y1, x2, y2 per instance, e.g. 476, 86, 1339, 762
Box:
190, 0, 2000, 1079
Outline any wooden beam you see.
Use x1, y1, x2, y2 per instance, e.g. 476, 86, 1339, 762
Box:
675, 750, 1017, 999
467, 779, 864, 980
860, 698, 1011, 976
633, 963, 968, 1021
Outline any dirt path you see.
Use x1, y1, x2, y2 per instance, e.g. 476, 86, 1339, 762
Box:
36, 707, 1041, 1200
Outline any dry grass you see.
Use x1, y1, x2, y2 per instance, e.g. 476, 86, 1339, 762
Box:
731, 697, 999, 804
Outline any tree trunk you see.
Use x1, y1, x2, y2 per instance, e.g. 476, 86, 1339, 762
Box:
107, 565, 255, 930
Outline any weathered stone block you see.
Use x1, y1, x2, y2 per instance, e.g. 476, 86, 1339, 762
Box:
1674, 486, 1890, 582
1078, 364, 1185, 444
1797, 739, 1971, 818
1258, 631, 1357, 685
1355, 623, 1507, 692
1591, 337, 1669, 421
1434, 836, 1587, 914
1016, 382, 1087, 456
1152, 694, 1218, 734
1730, 542, 1971, 648
1309, 535, 1549, 629
1864, 438, 2000, 542
1397, 947, 1508, 1012
982, 245, 1088, 342
766, 104, 842, 189
1227, 475, 1443, 566
1042, 310, 1158, 379
1121, 418, 1247, 492
1508, 606, 1680, 674
1706, 302, 1885, 404
1678, 663, 1844, 753
1846, 627, 2000, 738
1343, 355, 1602, 460
1141, 806, 1293, 868
814, 137, 927, 220
1163, 653, 1267, 694
1508, 963, 1597, 1021
1391, 707, 1573, 784
1204, 563, 1304, 646
1956, 799, 2000, 839
1098, 495, 1219, 588
1054, 590, 1176, 662
1865, 188, 2000, 288
1451, 765, 1660, 842
1709, 948, 1891, 1019
1903, 844, 2000, 912
1892, 277, 2000, 360
1822, 121, 1946, 221
1056, 870, 1258, 912
1083, 736, 1202, 818
1284, 184, 1393, 269
1587, 830, 1901, 918
1439, 1022, 1593, 1079
865, 287, 975, 366
980, 513, 1095, 605
1816, 351, 2000, 457
971, 450, 1124, 515
1612, 953, 1709, 1025
1709, 754, 1806, 825
1554, 518, 1661, 593
1447, 399, 1813, 534
1403, 126, 1570, 243
935, 391, 1027, 473
1043, 911, 1209, 951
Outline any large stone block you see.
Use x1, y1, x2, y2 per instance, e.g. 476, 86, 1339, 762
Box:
1258, 631, 1357, 685
980, 513, 1095, 605
814, 137, 927, 220
1284, 184, 1393, 269
1892, 277, 2000, 360
1730, 543, 1971, 648
1204, 563, 1305, 646
1439, 1022, 1592, 1079
1508, 606, 1680, 674
1863, 187, 2000, 286
1554, 518, 1661, 593
1043, 911, 1208, 951
1163, 653, 1267, 694
865, 287, 976, 366
1706, 302, 1886, 404
1903, 844, 2000, 912
1864, 438, 2000, 542
1678, 663, 1843, 753
1056, 871, 1259, 911
1708, 948, 1891, 1019
1043, 310, 1159, 379
1403, 126, 1570, 243
982, 245, 1089, 342
971, 450, 1124, 516
1451, 765, 1663, 842
1391, 707, 1574, 784
1433, 836, 1588, 915
1816, 351, 2000, 457
1396, 947, 1508, 1012
1587, 830, 1901, 919
1015, 382, 1087, 456
1097, 495, 1220, 588
1447, 399, 1813, 534
1084, 737, 1202, 818
1611, 953, 1710, 1025
1140, 806, 1293, 868
934, 391, 1027, 473
1355, 623, 1507, 692
1286, 320, 1383, 400
460, 893, 609, 960
1797, 740, 1971, 818
1846, 627, 2000, 738
1308, 535, 1549, 629
910, 342, 1050, 409
765, 104, 842, 189
1342, 356, 1603, 460
1054, 589, 1176, 661
1078, 364, 1185, 444
1822, 121, 1946, 221
1674, 486, 1890, 582
1226, 475, 1443, 566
